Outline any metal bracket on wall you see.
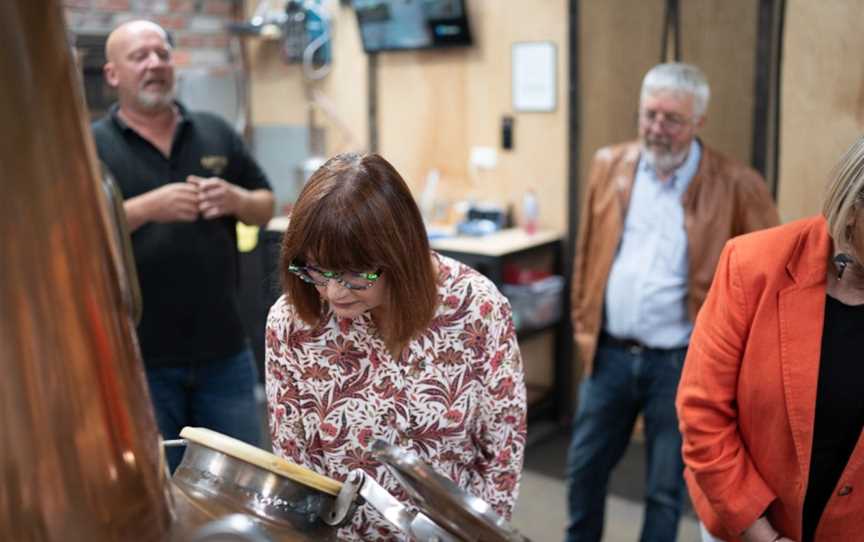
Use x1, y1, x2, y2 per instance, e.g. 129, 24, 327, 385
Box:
660, 0, 682, 62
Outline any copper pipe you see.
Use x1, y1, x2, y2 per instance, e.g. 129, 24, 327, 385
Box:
0, 2, 171, 540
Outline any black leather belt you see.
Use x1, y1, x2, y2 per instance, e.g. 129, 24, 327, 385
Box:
599, 331, 684, 353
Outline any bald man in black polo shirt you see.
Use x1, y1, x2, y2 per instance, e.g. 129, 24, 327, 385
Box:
92, 20, 275, 471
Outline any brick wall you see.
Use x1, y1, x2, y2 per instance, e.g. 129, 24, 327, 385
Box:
64, 0, 242, 69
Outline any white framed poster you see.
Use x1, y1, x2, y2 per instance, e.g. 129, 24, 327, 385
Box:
512, 41, 557, 112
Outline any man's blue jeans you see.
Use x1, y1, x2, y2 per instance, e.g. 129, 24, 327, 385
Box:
145, 347, 262, 472
565, 341, 687, 542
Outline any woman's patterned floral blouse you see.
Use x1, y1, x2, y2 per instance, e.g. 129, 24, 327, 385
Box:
265, 253, 527, 541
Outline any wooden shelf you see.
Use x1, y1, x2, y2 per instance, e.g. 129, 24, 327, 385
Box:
428, 230, 570, 424
429, 228, 561, 257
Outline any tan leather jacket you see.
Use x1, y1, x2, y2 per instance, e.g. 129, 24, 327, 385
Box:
570, 141, 779, 375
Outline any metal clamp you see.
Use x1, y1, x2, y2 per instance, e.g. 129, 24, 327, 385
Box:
322, 469, 454, 541
321, 470, 362, 527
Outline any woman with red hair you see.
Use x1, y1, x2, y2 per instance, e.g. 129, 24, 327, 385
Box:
265, 152, 527, 541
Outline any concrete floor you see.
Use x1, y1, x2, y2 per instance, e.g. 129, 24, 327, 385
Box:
510, 424, 701, 542
511, 469, 700, 542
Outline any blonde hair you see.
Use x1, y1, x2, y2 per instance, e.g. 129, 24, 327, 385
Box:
823, 136, 864, 243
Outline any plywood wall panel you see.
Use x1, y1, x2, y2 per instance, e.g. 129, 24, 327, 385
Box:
247, 0, 568, 232
578, 0, 759, 201
778, 0, 864, 222
378, 52, 470, 191
247, 40, 309, 126
680, 0, 758, 163
578, 0, 665, 192
320, 3, 369, 154
246, 0, 368, 154
377, 0, 569, 233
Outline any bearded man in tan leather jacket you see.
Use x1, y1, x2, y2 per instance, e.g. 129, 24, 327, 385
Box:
564, 63, 779, 542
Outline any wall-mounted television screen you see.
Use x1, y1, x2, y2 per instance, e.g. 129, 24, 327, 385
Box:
352, 0, 473, 53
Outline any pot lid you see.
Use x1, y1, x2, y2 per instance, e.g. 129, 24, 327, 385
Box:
371, 440, 529, 542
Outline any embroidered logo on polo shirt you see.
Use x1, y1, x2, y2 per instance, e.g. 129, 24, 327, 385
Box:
201, 155, 228, 176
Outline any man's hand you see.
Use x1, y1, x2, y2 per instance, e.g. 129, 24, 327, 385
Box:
188, 174, 275, 226
188, 175, 242, 220
124, 182, 200, 231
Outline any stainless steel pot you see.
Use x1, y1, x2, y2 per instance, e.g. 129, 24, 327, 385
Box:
169, 428, 344, 541
168, 428, 531, 541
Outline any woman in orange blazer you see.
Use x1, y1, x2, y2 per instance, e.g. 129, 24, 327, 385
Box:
677, 137, 864, 542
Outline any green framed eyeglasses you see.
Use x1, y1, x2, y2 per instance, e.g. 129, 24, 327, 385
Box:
288, 262, 382, 291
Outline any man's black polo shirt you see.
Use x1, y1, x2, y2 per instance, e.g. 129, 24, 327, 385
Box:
92, 102, 272, 367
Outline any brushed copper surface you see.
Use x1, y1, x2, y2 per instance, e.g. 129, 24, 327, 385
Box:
0, 2, 172, 540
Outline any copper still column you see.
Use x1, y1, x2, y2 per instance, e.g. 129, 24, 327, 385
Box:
0, 2, 172, 540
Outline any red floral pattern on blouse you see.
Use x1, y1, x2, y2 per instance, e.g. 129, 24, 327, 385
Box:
265, 254, 527, 541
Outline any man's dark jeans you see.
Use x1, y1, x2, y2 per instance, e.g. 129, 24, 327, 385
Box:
565, 341, 687, 542
146, 347, 262, 472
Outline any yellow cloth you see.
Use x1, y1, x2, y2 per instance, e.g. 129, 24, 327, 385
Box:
236, 223, 259, 253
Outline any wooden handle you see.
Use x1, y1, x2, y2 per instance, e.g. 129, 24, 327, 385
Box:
179, 427, 342, 496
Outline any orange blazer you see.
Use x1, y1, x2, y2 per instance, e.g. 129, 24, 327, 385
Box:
677, 215, 864, 541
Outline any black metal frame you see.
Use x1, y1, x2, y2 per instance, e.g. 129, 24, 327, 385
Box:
751, 0, 785, 197
563, 0, 580, 422
368, 52, 379, 153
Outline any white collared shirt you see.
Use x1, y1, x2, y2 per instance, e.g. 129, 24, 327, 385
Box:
603, 140, 701, 348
